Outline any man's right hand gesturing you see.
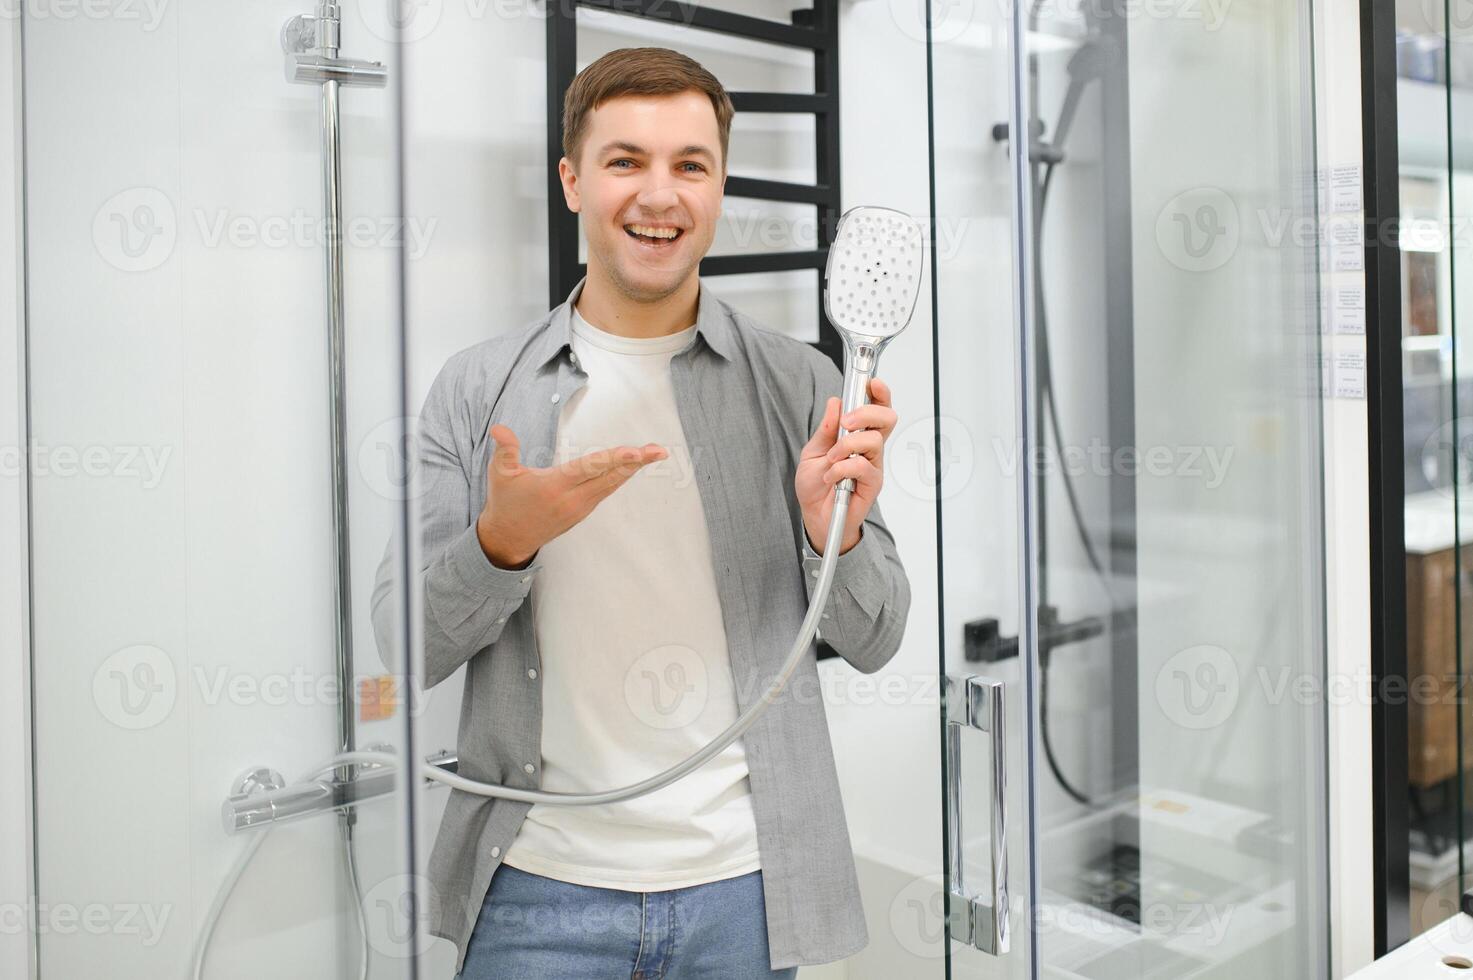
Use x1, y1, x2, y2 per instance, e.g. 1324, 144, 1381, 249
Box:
474, 423, 668, 570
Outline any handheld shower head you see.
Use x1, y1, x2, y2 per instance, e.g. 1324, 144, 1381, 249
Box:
824, 205, 925, 344
823, 205, 926, 491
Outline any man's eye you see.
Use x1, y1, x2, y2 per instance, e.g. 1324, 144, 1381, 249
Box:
610, 159, 635, 169
682, 162, 706, 173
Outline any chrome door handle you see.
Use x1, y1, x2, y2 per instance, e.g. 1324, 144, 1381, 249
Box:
945, 674, 1009, 955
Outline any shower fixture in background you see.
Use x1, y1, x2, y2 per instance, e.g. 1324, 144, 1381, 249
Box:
979, 8, 1138, 816
191, 7, 388, 980
280, 0, 386, 794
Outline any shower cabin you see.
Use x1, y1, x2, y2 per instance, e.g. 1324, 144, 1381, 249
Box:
8, 0, 1330, 977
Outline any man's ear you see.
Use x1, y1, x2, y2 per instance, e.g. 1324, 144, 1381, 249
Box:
558, 156, 580, 213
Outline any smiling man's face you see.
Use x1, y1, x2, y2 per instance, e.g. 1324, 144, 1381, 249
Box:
559, 90, 725, 303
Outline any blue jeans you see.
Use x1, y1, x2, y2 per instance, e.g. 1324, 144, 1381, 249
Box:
456, 863, 798, 979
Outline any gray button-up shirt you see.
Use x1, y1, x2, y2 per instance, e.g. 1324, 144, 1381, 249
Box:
371, 275, 911, 973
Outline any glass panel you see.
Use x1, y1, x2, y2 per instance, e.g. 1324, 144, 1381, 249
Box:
1012, 1, 1329, 978
929, 0, 1033, 974
399, 2, 943, 977
21, 6, 418, 977
1399, 0, 1473, 941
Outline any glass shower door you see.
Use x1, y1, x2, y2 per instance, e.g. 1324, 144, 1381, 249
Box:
20, 4, 424, 977
936, 0, 1331, 977
927, 0, 1036, 975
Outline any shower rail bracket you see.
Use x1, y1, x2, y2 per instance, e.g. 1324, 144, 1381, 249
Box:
285, 54, 388, 88
281, 9, 386, 88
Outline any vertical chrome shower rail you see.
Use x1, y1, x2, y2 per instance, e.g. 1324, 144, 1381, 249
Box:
318, 13, 355, 788
281, 0, 387, 796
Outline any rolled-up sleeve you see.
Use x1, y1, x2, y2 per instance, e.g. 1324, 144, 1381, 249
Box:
370, 352, 544, 688
798, 356, 911, 674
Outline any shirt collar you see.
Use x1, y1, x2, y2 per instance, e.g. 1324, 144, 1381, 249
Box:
532, 274, 736, 370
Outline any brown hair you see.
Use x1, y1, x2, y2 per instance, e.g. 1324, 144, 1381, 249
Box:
562, 47, 734, 173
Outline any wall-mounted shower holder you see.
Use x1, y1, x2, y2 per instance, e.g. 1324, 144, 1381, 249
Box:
281, 4, 386, 88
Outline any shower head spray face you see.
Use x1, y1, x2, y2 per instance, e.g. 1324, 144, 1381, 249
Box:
823, 206, 925, 346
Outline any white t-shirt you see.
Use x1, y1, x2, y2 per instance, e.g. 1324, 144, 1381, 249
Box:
499, 303, 762, 891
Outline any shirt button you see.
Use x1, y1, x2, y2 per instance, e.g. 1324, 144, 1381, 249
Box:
811, 569, 820, 578
550, 392, 561, 403
523, 763, 536, 774
491, 846, 501, 858
822, 613, 831, 620
496, 616, 507, 624
520, 575, 531, 584
528, 668, 538, 679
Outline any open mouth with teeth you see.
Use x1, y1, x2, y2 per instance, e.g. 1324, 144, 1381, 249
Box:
624, 223, 685, 247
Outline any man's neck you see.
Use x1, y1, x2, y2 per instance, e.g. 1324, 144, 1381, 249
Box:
575, 266, 700, 340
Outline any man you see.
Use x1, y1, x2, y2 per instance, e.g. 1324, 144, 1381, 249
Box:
374, 45, 911, 978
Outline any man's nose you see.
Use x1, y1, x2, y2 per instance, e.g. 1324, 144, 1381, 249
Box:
636, 178, 680, 212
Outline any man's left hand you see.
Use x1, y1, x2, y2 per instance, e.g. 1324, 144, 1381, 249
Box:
795, 377, 897, 556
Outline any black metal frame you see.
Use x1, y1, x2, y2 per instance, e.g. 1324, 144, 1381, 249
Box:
1361, 0, 1411, 955
546, 0, 846, 369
